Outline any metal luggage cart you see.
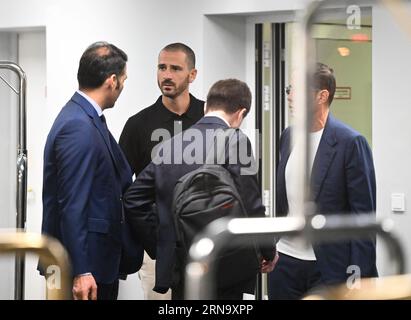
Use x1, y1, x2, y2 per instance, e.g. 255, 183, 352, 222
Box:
1, 61, 28, 300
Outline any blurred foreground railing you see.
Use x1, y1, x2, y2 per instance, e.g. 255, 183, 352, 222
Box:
0, 231, 71, 300
185, 214, 403, 299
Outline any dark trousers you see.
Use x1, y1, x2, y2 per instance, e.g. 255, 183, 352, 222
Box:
217, 277, 256, 300
267, 252, 323, 300
97, 280, 119, 300
172, 275, 256, 300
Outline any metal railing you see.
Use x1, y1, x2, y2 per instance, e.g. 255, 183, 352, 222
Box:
185, 214, 404, 299
0, 61, 28, 300
0, 231, 71, 300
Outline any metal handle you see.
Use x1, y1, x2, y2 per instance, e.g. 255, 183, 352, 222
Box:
0, 61, 28, 300
0, 231, 71, 300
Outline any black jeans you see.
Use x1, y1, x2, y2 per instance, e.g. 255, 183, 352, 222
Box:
172, 275, 256, 300
267, 252, 323, 300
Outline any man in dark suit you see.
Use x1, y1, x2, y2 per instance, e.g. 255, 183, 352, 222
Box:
268, 63, 377, 299
40, 42, 143, 300
124, 79, 275, 299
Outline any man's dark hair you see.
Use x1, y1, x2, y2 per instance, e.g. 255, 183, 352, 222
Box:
314, 62, 336, 105
77, 41, 128, 89
161, 42, 196, 70
206, 79, 252, 116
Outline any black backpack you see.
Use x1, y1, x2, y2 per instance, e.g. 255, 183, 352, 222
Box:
172, 129, 260, 290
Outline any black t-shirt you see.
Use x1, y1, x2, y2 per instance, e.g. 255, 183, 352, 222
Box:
119, 94, 204, 176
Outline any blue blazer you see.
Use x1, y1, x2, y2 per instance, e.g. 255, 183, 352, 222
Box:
124, 116, 269, 292
277, 114, 378, 284
41, 92, 143, 284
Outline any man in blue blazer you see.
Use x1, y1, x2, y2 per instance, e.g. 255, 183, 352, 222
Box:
268, 63, 377, 299
40, 42, 143, 300
124, 79, 276, 299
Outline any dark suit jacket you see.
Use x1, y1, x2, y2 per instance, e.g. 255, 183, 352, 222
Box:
124, 116, 271, 293
41, 92, 143, 284
277, 113, 378, 284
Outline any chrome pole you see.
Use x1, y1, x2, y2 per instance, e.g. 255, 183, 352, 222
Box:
0, 61, 27, 300
289, 0, 325, 228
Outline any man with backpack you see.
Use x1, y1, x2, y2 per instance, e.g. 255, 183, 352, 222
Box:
124, 79, 276, 299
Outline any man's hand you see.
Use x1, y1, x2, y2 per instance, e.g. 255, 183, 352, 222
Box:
72, 274, 97, 300
260, 251, 279, 273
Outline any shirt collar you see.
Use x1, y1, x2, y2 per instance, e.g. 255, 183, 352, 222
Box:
156, 94, 200, 121
184, 94, 201, 120
204, 111, 231, 127
77, 90, 103, 117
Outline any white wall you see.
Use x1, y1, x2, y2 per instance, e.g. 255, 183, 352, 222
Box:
203, 0, 310, 15
0, 33, 17, 228
373, 3, 411, 275
203, 16, 247, 99
203, 15, 258, 143
0, 32, 18, 300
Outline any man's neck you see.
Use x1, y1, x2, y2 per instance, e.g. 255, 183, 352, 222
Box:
162, 91, 190, 116
80, 88, 106, 110
311, 105, 329, 132
205, 110, 232, 127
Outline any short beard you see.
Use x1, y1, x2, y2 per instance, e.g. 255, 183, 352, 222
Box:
158, 76, 190, 99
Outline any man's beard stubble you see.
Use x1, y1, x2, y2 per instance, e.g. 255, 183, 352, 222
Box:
158, 76, 190, 99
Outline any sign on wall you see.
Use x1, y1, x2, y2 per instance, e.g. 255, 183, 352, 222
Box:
334, 87, 351, 100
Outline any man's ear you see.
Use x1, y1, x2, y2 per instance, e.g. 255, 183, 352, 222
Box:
239, 107, 247, 120
106, 74, 116, 89
318, 89, 329, 104
189, 68, 197, 83
234, 108, 247, 127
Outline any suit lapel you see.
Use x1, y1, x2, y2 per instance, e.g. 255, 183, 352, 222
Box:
311, 115, 337, 201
